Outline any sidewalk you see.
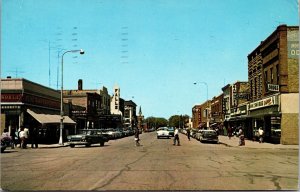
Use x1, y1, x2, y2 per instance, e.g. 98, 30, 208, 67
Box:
38, 143, 70, 148
218, 135, 299, 149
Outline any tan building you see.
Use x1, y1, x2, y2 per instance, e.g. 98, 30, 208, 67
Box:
1, 77, 75, 143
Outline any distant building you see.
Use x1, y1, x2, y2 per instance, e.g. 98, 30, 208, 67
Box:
192, 100, 211, 129
124, 100, 137, 128
63, 79, 122, 130
210, 93, 224, 131
137, 106, 145, 131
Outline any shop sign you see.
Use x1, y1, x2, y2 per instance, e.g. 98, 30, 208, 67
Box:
1, 93, 22, 102
233, 92, 249, 100
249, 96, 276, 110
267, 84, 279, 92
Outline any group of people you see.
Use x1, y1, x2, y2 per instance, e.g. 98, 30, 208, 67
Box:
227, 126, 265, 146
2, 125, 39, 149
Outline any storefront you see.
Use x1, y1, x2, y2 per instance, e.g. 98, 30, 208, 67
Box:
248, 94, 281, 143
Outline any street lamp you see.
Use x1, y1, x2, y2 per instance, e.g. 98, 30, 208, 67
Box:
193, 82, 209, 128
59, 49, 84, 145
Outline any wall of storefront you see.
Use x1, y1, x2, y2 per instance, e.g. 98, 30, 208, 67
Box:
280, 93, 299, 144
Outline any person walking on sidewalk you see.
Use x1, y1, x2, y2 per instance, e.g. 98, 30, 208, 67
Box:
31, 127, 39, 148
258, 127, 264, 143
186, 128, 191, 141
237, 126, 245, 146
173, 127, 180, 146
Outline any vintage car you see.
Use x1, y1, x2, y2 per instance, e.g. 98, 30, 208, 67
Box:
156, 127, 170, 139
67, 129, 109, 148
198, 130, 219, 144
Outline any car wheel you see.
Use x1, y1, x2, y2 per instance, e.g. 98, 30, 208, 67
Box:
86, 143, 91, 147
200, 137, 203, 143
157, 136, 159, 139
100, 142, 104, 146
70, 144, 75, 148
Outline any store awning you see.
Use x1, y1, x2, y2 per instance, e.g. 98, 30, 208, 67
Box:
27, 109, 76, 124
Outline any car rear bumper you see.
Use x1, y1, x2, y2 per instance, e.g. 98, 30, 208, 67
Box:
67, 141, 89, 145
202, 138, 218, 142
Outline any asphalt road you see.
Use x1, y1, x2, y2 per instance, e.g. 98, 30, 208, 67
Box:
1, 132, 298, 191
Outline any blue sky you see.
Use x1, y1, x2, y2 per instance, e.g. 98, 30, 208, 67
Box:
1, 0, 299, 119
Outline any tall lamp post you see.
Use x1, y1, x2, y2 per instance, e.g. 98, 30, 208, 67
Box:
193, 82, 209, 128
59, 49, 85, 145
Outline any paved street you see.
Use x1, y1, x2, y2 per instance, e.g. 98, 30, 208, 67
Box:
1, 132, 298, 191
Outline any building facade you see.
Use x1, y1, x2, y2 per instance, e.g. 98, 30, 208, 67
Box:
248, 25, 299, 144
1, 78, 75, 143
124, 100, 137, 128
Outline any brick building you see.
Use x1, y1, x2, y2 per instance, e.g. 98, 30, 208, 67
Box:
192, 105, 201, 128
210, 93, 224, 126
247, 25, 299, 144
63, 79, 122, 130
192, 100, 211, 129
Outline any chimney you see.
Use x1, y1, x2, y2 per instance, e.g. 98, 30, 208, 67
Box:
78, 79, 83, 90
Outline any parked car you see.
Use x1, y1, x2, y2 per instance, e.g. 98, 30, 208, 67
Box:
156, 127, 170, 139
190, 128, 199, 139
67, 129, 109, 148
198, 130, 219, 144
168, 127, 175, 137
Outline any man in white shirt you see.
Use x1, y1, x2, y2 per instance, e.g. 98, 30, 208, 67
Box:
173, 127, 180, 146
258, 127, 264, 143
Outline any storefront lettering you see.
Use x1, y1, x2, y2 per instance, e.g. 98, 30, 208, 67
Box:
1, 94, 22, 102
288, 41, 299, 59
249, 96, 276, 110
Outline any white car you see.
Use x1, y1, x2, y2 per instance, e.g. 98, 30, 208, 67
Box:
156, 127, 170, 139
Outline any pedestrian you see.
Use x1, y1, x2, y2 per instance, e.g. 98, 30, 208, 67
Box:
186, 128, 191, 141
237, 126, 245, 146
2, 128, 11, 141
227, 127, 232, 139
10, 127, 16, 149
134, 127, 140, 146
24, 126, 29, 148
173, 127, 180, 146
31, 127, 39, 148
1, 128, 12, 149
258, 127, 264, 143
19, 126, 26, 149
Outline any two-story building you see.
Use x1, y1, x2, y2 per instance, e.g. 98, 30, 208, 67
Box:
1, 77, 75, 143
